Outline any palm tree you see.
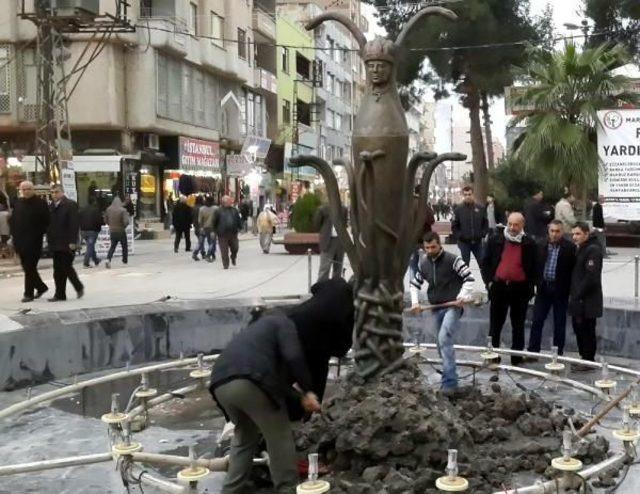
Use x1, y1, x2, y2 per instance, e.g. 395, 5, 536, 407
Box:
511, 42, 638, 217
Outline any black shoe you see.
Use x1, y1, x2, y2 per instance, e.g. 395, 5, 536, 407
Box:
571, 363, 593, 372
95, 259, 101, 267
231, 257, 237, 266
83, 263, 91, 268
48, 296, 66, 302
174, 248, 178, 253
511, 356, 523, 366
21, 296, 34, 303
77, 288, 84, 299
34, 288, 48, 299
186, 248, 192, 252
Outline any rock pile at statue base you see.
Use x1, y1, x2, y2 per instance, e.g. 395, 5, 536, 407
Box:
294, 359, 610, 494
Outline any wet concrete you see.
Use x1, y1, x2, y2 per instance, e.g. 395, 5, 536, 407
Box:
1, 354, 640, 493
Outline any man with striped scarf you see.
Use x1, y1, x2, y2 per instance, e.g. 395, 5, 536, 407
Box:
410, 231, 475, 392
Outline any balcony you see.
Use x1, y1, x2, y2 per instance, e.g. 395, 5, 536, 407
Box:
254, 68, 277, 94
199, 38, 226, 74
252, 8, 276, 40
139, 18, 188, 57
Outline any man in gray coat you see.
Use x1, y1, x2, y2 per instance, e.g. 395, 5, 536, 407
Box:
104, 197, 129, 268
315, 203, 347, 282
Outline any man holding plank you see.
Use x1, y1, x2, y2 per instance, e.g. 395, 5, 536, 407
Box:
410, 232, 476, 392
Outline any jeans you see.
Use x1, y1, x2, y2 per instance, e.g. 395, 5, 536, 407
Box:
489, 281, 531, 364
52, 250, 83, 299
194, 229, 216, 259
528, 282, 568, 354
107, 231, 128, 263
81, 231, 99, 266
457, 240, 483, 267
433, 307, 462, 390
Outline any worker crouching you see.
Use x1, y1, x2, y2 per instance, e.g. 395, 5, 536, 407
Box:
209, 278, 355, 494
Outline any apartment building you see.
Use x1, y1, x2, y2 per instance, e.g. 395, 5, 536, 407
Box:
0, 0, 277, 220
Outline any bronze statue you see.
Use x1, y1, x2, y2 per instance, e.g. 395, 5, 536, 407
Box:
289, 7, 466, 378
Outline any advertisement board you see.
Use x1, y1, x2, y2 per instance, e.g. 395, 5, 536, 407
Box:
179, 136, 220, 173
597, 109, 640, 220
95, 224, 135, 257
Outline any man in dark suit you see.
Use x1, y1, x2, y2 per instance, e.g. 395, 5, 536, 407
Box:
592, 195, 607, 257
527, 220, 576, 357
314, 203, 347, 282
570, 222, 604, 364
524, 190, 553, 244
47, 185, 84, 301
9, 181, 50, 302
481, 212, 537, 365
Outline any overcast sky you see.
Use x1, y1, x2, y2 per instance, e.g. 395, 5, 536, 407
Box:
362, 0, 593, 146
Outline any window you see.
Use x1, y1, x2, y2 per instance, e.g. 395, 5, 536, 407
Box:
326, 109, 334, 129
247, 36, 252, 67
189, 3, 198, 35
238, 28, 247, 59
183, 65, 193, 122
240, 91, 247, 136
194, 71, 204, 125
297, 100, 311, 126
327, 37, 334, 59
0, 46, 11, 114
326, 73, 335, 94
295, 52, 311, 80
281, 47, 289, 73
255, 94, 264, 136
334, 79, 341, 98
156, 53, 168, 117
283, 99, 291, 124
333, 44, 341, 63
247, 91, 255, 134
210, 12, 224, 48
335, 113, 342, 131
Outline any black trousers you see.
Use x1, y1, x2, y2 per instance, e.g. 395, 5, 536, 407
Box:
489, 281, 530, 362
174, 228, 191, 252
218, 233, 239, 269
107, 231, 128, 263
20, 250, 47, 298
52, 250, 83, 299
572, 316, 597, 361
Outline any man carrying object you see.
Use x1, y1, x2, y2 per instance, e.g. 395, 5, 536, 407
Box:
410, 232, 475, 391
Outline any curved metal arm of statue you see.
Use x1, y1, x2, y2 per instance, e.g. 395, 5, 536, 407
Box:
394, 6, 458, 49
333, 158, 360, 262
289, 155, 360, 274
305, 12, 367, 54
411, 152, 467, 257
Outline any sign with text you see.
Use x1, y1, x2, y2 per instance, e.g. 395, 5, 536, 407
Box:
96, 224, 135, 257
179, 137, 220, 173
61, 168, 77, 203
597, 109, 640, 220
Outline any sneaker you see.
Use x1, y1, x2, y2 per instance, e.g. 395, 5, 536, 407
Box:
106, 260, 111, 269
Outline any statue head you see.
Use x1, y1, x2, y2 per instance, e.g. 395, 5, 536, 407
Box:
364, 37, 395, 88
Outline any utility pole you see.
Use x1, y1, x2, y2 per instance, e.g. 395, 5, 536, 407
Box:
19, 0, 135, 187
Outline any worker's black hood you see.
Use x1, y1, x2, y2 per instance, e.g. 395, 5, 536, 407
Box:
285, 278, 355, 360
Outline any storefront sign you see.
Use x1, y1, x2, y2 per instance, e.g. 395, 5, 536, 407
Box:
123, 159, 138, 217
96, 225, 135, 257
241, 135, 271, 160
179, 137, 220, 173
226, 154, 253, 177
597, 109, 640, 220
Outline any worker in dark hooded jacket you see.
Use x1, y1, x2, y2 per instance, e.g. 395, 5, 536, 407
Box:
209, 278, 354, 494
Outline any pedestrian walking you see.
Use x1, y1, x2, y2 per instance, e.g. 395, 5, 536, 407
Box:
555, 191, 576, 237
526, 220, 576, 357
239, 197, 252, 234
524, 190, 553, 244
9, 181, 50, 302
410, 232, 475, 391
209, 278, 354, 494
257, 206, 279, 254
569, 222, 603, 365
78, 198, 103, 268
0, 202, 10, 251
104, 197, 130, 268
193, 196, 217, 262
481, 213, 537, 365
315, 203, 348, 281
47, 185, 84, 302
592, 195, 608, 257
485, 193, 506, 235
172, 196, 192, 253
213, 195, 242, 269
451, 185, 488, 267
192, 195, 203, 241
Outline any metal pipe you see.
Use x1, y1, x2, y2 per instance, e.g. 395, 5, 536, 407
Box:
307, 248, 312, 292
495, 452, 627, 494
131, 452, 229, 471
0, 355, 219, 421
0, 453, 113, 476
635, 255, 639, 298
127, 383, 201, 421
132, 467, 188, 494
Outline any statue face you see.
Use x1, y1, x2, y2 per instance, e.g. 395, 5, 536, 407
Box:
366, 60, 392, 86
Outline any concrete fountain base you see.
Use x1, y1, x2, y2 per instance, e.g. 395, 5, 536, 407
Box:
294, 358, 612, 494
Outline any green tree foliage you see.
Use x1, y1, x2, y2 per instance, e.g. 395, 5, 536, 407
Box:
363, 0, 547, 203
585, 0, 640, 53
290, 192, 322, 233
511, 42, 638, 215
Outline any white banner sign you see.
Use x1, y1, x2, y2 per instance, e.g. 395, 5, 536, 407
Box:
95, 224, 135, 257
61, 168, 77, 203
597, 109, 640, 221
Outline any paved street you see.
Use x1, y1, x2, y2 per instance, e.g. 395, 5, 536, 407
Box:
1, 230, 638, 317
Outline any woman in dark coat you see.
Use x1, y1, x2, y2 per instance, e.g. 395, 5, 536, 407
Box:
209, 278, 354, 494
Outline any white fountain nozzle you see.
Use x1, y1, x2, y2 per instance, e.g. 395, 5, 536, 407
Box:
551, 346, 559, 363
486, 337, 493, 351
562, 430, 573, 460
140, 372, 149, 390
623, 408, 631, 433
111, 393, 120, 414
601, 358, 609, 380
197, 353, 204, 369
308, 453, 319, 482
189, 446, 197, 469
122, 422, 131, 446
446, 449, 458, 479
